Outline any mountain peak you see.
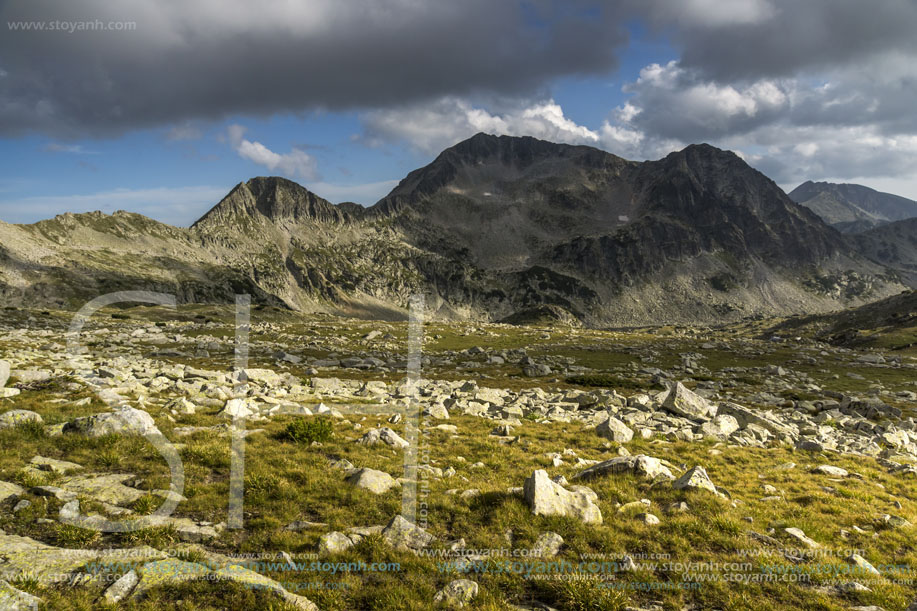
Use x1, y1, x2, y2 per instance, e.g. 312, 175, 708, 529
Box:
441, 132, 599, 165
789, 180, 917, 232
192, 176, 353, 229
370, 133, 626, 216
672, 142, 742, 161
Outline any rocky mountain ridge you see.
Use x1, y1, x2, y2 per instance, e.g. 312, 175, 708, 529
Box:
0, 134, 908, 324
790, 180, 917, 233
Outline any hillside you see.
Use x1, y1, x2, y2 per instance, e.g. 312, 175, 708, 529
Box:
768, 289, 917, 350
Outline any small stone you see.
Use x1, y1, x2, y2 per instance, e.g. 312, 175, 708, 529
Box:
664, 501, 689, 514
636, 512, 660, 525
812, 465, 848, 477
672, 466, 717, 494
573, 455, 673, 481
220, 398, 254, 419
177, 524, 219, 543
0, 579, 42, 609
347, 468, 400, 495
285, 520, 328, 531
881, 514, 911, 528
0, 410, 43, 429
30, 455, 82, 474
426, 403, 449, 420
319, 532, 355, 554
433, 579, 479, 608
784, 527, 820, 549
532, 532, 564, 558
661, 382, 714, 421
382, 515, 434, 551
64, 407, 158, 437
847, 553, 880, 575
523, 364, 552, 377
523, 470, 602, 525
0, 480, 24, 503
697, 414, 740, 439
596, 416, 634, 443
103, 570, 139, 603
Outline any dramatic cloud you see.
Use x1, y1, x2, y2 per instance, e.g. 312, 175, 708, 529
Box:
7, 0, 917, 199
227, 125, 318, 180
360, 94, 697, 165
641, 0, 777, 28
635, 0, 917, 81
598, 55, 917, 190
361, 97, 603, 155
617, 61, 791, 142
0, 0, 627, 136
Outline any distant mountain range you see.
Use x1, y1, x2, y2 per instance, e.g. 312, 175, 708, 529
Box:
0, 134, 909, 325
789, 180, 917, 233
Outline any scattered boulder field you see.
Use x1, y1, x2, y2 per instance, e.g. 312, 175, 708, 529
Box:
0, 305, 916, 609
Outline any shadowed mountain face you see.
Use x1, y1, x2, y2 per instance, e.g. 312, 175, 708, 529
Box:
375, 138, 841, 266
848, 218, 917, 286
790, 181, 917, 233
0, 134, 906, 325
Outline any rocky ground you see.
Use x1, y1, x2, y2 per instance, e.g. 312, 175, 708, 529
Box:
1, 304, 917, 610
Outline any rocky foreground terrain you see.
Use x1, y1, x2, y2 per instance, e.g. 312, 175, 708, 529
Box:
0, 302, 916, 609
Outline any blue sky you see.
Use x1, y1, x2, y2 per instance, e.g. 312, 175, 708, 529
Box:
3, 0, 917, 225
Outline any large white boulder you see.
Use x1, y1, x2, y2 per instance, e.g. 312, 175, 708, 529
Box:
523, 469, 602, 525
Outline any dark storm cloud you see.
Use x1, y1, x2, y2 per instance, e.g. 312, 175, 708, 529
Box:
0, 0, 628, 137
635, 0, 917, 82
608, 0, 917, 145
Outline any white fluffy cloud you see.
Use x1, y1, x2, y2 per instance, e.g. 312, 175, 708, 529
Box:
227, 125, 318, 180
362, 98, 601, 155
618, 61, 791, 141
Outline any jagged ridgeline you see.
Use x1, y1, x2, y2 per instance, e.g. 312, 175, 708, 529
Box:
0, 134, 907, 325
790, 180, 917, 233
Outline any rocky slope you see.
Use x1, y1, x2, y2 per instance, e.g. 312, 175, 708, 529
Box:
770, 288, 917, 349
790, 180, 917, 233
0, 135, 907, 324
848, 217, 917, 286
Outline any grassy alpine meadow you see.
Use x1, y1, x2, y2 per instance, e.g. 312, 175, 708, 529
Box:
0, 304, 916, 610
